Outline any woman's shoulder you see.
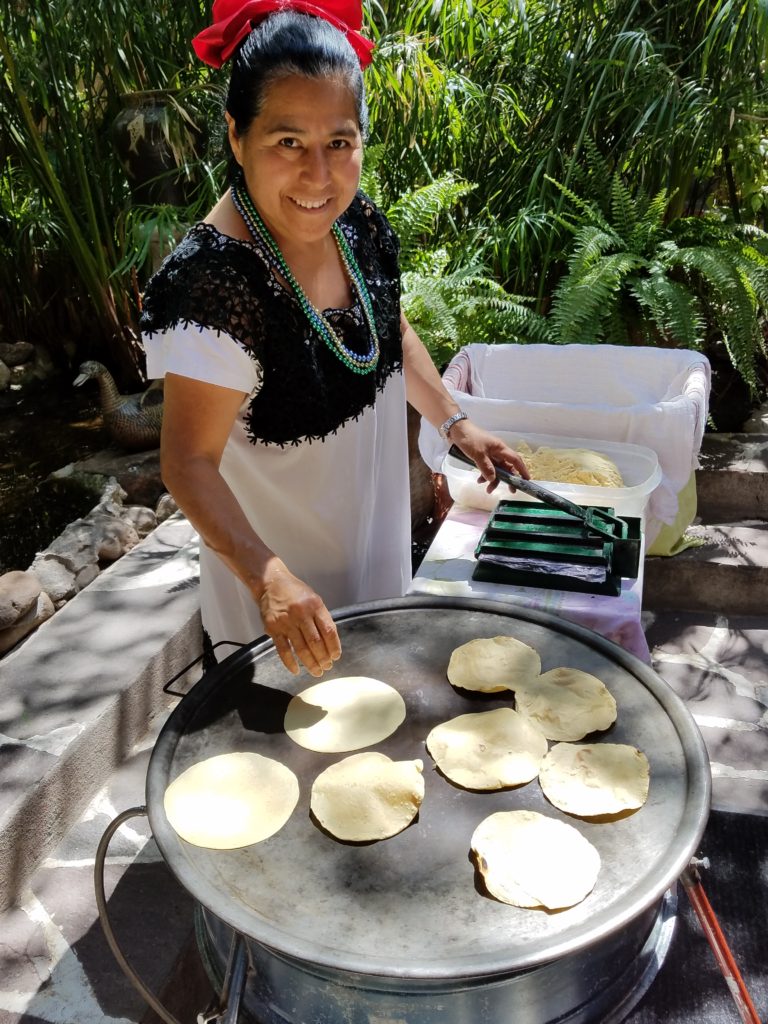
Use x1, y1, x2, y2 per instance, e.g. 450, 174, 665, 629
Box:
343, 192, 400, 258
140, 223, 266, 338
149, 222, 255, 282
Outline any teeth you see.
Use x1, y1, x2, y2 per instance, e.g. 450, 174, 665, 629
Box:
291, 197, 328, 209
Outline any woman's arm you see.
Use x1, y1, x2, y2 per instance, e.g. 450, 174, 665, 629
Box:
160, 372, 341, 676
401, 313, 529, 486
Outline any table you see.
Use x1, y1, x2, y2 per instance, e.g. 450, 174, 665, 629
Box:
408, 504, 650, 663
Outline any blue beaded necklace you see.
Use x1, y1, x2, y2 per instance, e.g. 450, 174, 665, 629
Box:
230, 177, 380, 375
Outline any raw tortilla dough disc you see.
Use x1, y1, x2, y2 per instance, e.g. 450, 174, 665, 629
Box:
514, 667, 617, 741
539, 742, 650, 817
471, 809, 601, 910
426, 707, 547, 790
447, 636, 541, 693
284, 676, 406, 753
310, 751, 425, 841
163, 752, 299, 849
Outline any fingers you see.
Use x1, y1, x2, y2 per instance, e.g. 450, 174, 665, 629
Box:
258, 576, 342, 678
271, 618, 342, 678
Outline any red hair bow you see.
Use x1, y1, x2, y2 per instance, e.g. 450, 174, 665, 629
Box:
192, 0, 375, 69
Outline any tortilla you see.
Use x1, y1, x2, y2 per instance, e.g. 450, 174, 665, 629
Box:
539, 742, 650, 817
310, 751, 425, 841
284, 676, 406, 753
426, 707, 547, 790
163, 752, 299, 849
471, 809, 600, 909
514, 667, 617, 741
447, 635, 541, 693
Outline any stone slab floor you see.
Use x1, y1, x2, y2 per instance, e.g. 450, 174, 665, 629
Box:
0, 612, 766, 1024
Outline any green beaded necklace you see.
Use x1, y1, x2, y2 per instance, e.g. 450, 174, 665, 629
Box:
230, 177, 380, 375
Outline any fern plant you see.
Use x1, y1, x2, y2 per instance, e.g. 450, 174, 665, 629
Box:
362, 147, 549, 366
545, 170, 768, 394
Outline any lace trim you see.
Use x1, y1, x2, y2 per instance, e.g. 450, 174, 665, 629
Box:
140, 193, 403, 446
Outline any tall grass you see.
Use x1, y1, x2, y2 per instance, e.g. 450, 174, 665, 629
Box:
0, 0, 221, 384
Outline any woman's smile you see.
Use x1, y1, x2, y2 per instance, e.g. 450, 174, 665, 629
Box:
227, 74, 363, 252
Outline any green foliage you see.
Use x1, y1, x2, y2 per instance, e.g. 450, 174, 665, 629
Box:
0, 0, 223, 382
365, 0, 768, 297
363, 148, 549, 364
546, 172, 768, 393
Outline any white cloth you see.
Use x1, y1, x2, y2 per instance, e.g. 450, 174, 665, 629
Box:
419, 343, 710, 539
145, 325, 412, 649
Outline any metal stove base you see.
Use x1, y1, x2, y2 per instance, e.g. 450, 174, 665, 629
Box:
194, 888, 678, 1024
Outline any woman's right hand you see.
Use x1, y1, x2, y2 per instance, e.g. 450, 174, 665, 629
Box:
255, 560, 342, 678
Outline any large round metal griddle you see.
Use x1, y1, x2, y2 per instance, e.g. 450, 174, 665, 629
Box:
146, 597, 710, 981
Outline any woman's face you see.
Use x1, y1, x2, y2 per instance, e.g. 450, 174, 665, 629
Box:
227, 73, 363, 252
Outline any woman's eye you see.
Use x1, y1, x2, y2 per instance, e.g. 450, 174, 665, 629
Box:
329, 139, 349, 149
279, 137, 299, 148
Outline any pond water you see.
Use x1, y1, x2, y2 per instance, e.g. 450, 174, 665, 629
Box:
0, 380, 107, 574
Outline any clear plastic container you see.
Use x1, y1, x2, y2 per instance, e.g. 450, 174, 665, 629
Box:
442, 432, 662, 520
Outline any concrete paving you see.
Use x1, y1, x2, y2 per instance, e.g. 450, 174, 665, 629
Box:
0, 432, 766, 1024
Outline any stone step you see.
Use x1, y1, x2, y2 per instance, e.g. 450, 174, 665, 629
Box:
0, 512, 203, 914
696, 432, 768, 522
643, 521, 768, 613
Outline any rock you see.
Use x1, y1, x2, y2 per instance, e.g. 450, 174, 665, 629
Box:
44, 466, 125, 510
46, 519, 101, 568
0, 341, 34, 367
30, 345, 56, 382
28, 555, 78, 604
65, 448, 163, 507
0, 591, 55, 655
0, 360, 10, 392
155, 493, 178, 522
89, 513, 139, 562
742, 401, 768, 433
122, 505, 157, 538
75, 563, 101, 590
0, 571, 43, 628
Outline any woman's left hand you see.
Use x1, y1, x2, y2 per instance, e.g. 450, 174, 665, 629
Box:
448, 419, 530, 492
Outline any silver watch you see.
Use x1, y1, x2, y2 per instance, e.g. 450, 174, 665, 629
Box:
439, 411, 469, 438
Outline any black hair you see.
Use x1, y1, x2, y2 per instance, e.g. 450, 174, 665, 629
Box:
224, 10, 368, 180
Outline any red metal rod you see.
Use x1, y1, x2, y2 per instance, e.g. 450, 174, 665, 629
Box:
680, 864, 762, 1024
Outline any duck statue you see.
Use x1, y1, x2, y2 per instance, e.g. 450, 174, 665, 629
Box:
74, 361, 164, 452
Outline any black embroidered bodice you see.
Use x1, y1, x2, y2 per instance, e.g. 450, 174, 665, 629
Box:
140, 193, 403, 446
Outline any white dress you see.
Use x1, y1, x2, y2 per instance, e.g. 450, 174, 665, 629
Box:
141, 195, 411, 656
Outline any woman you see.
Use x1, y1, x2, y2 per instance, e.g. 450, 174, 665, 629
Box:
142, 0, 528, 678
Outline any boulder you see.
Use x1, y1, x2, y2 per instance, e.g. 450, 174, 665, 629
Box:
88, 513, 139, 562
0, 360, 10, 392
155, 493, 178, 522
64, 449, 164, 507
0, 571, 43, 628
46, 519, 101, 568
0, 591, 55, 655
28, 555, 78, 604
122, 505, 157, 538
0, 341, 34, 367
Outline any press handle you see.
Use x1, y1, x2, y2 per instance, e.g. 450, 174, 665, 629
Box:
447, 444, 592, 522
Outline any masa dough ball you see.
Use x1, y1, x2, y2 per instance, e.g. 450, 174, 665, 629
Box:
447, 636, 541, 693
310, 751, 425, 841
516, 442, 624, 487
284, 676, 406, 753
426, 707, 547, 790
471, 809, 600, 910
163, 752, 299, 850
539, 742, 650, 817
514, 667, 617, 741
